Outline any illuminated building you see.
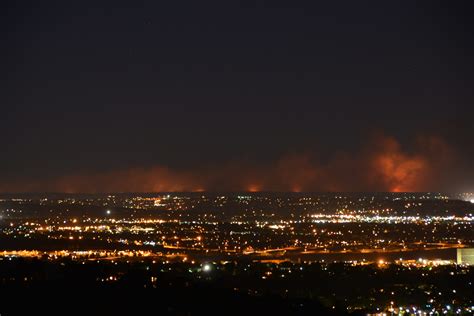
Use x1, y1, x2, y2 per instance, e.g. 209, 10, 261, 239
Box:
457, 248, 474, 265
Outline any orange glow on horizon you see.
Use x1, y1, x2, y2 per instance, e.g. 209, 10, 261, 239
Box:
0, 133, 453, 193
291, 186, 302, 193
247, 184, 262, 192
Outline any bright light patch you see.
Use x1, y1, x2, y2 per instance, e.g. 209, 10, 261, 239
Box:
203, 264, 212, 272
106, 210, 111, 215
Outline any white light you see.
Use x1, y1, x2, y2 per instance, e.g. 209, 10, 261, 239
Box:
203, 264, 212, 272
106, 210, 111, 215
470, 199, 474, 204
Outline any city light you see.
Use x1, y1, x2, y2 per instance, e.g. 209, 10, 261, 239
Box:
0, 192, 473, 314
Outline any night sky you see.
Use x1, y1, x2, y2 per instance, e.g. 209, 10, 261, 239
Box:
2, 1, 474, 193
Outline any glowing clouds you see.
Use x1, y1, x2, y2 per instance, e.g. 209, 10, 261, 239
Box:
0, 133, 458, 193
370, 136, 429, 192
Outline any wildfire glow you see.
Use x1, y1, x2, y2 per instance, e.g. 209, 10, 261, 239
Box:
0, 134, 455, 193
